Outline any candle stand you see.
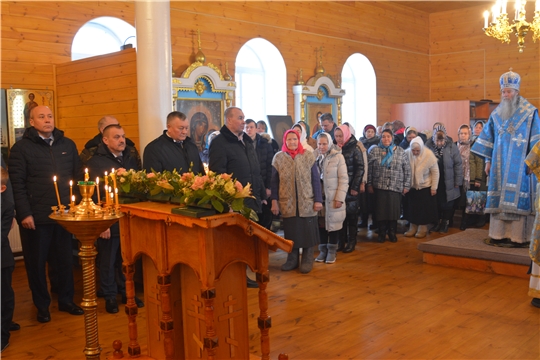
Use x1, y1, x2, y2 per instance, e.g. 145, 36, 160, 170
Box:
49, 183, 123, 360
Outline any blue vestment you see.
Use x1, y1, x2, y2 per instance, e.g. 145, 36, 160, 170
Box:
471, 97, 540, 217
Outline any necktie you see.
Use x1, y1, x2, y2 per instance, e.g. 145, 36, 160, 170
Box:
116, 155, 123, 165
44, 138, 52, 146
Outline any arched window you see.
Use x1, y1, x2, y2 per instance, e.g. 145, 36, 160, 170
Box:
341, 53, 376, 134
72, 17, 136, 61
235, 38, 286, 133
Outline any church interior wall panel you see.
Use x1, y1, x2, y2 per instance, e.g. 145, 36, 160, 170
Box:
169, 1, 430, 124
55, 49, 139, 150
429, 3, 539, 109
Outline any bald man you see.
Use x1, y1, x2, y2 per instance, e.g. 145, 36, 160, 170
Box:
8, 106, 83, 323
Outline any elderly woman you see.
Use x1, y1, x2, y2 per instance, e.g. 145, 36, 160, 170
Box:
271, 129, 323, 273
403, 137, 439, 238
425, 124, 463, 233
367, 129, 411, 243
334, 125, 364, 253
314, 132, 348, 264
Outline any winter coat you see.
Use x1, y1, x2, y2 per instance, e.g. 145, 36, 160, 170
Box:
469, 138, 488, 191
254, 133, 274, 189
316, 147, 348, 232
406, 137, 439, 191
8, 127, 82, 224
360, 135, 380, 153
80, 132, 141, 169
368, 145, 411, 193
425, 138, 463, 202
340, 135, 364, 214
1, 158, 15, 269
143, 131, 203, 175
209, 125, 265, 213
271, 150, 322, 218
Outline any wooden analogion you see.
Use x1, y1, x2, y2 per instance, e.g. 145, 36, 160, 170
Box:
118, 202, 292, 359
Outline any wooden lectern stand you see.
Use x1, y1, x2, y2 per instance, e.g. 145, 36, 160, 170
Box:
119, 202, 292, 360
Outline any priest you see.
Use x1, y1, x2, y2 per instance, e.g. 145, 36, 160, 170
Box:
471, 69, 540, 246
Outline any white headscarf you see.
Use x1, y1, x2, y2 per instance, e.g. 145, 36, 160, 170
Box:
407, 136, 437, 189
293, 124, 313, 151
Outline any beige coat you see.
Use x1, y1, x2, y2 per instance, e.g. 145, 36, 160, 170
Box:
407, 137, 439, 191
316, 147, 348, 231
272, 150, 317, 218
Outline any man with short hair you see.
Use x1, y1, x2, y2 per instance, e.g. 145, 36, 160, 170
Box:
80, 115, 141, 168
471, 69, 540, 247
143, 111, 203, 174
210, 107, 266, 288
311, 113, 337, 140
86, 124, 144, 313
9, 106, 83, 323
392, 120, 406, 145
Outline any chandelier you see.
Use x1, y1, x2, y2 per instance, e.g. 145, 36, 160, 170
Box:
483, 0, 540, 52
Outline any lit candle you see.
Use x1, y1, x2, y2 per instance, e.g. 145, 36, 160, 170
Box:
492, 4, 499, 23
96, 177, 101, 205
203, 162, 209, 174
114, 188, 119, 206
104, 184, 109, 205
53, 176, 62, 207
71, 195, 75, 206
84, 168, 89, 182
536, 0, 539, 11
69, 180, 73, 201
111, 169, 118, 199
484, 10, 490, 28
110, 191, 114, 205
515, 0, 521, 20
502, 0, 507, 14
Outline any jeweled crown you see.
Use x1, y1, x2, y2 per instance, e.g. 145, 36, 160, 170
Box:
500, 69, 520, 91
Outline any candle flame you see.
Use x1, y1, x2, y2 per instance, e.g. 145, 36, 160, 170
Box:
96, 177, 99, 184
53, 176, 57, 182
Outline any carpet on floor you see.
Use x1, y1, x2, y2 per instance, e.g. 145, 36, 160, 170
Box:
417, 228, 530, 265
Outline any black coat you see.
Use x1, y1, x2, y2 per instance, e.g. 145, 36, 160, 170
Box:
341, 135, 364, 214
1, 158, 15, 269
360, 135, 380, 152
80, 132, 141, 169
143, 131, 204, 174
86, 143, 141, 176
8, 127, 82, 224
209, 125, 265, 213
254, 133, 273, 189
86, 143, 140, 236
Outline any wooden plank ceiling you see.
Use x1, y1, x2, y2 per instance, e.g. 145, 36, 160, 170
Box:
391, 1, 488, 13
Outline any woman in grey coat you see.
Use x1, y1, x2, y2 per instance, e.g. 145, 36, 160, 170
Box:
425, 124, 463, 233
314, 132, 348, 264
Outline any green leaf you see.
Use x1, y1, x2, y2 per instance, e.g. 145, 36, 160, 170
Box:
231, 198, 244, 211
211, 198, 224, 213
150, 187, 162, 196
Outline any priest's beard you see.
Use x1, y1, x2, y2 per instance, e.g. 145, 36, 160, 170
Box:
500, 94, 520, 121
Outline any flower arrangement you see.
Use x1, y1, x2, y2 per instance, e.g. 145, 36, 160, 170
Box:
109, 169, 258, 220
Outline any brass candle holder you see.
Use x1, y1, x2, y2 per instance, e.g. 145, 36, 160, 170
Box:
49, 183, 123, 360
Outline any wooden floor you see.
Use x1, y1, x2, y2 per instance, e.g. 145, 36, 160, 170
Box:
3, 224, 539, 359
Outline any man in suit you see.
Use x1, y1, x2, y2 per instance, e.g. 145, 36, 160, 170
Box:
8, 105, 83, 323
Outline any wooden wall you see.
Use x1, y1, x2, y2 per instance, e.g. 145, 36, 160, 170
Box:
2, 1, 538, 152
55, 49, 139, 150
169, 1, 431, 124
429, 2, 540, 109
